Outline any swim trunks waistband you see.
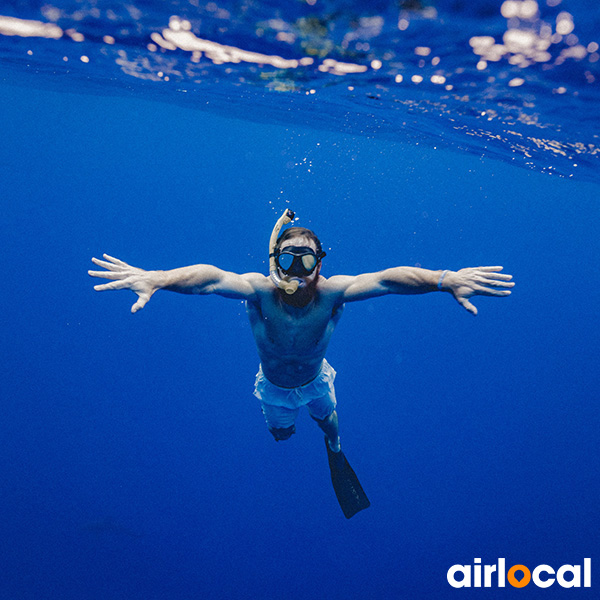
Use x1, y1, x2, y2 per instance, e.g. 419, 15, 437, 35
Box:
262, 360, 325, 390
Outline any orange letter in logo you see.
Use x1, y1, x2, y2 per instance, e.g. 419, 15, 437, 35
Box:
507, 565, 532, 588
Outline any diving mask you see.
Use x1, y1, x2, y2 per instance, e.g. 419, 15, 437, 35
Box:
275, 246, 326, 276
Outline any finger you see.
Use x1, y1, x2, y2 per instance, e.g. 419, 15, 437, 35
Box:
131, 295, 149, 313
91, 257, 110, 269
91, 257, 127, 272
91, 258, 124, 272
102, 254, 130, 267
88, 269, 127, 280
480, 278, 515, 288
477, 266, 504, 272
472, 284, 512, 296
481, 272, 513, 281
93, 280, 131, 291
456, 296, 478, 316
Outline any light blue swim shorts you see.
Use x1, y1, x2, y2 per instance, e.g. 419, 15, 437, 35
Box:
253, 359, 337, 430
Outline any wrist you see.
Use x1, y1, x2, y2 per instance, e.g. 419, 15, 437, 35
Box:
437, 269, 453, 291
149, 270, 166, 289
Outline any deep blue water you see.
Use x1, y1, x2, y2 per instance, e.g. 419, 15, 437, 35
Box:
1, 1, 600, 599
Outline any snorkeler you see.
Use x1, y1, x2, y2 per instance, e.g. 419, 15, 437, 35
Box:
89, 209, 514, 518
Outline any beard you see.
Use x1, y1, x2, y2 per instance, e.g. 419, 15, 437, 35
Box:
278, 275, 319, 308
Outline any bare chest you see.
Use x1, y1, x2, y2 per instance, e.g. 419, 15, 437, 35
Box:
248, 294, 337, 357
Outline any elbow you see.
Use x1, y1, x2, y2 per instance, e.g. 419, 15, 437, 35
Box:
197, 283, 216, 295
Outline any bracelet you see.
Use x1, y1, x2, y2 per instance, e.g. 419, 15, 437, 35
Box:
437, 270, 448, 290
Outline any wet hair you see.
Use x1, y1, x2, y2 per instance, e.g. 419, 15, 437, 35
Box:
275, 227, 324, 255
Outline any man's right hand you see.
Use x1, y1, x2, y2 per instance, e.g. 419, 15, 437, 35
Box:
88, 254, 159, 313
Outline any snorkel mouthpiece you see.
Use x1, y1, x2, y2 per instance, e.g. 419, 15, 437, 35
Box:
269, 209, 299, 294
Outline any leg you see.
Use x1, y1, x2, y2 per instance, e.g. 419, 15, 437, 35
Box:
260, 403, 299, 443
312, 410, 341, 453
304, 361, 340, 452
269, 424, 296, 442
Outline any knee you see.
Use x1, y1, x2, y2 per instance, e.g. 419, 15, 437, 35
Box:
269, 424, 296, 442
311, 410, 336, 425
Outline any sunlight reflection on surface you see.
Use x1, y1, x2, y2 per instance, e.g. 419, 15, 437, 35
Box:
0, 1, 598, 180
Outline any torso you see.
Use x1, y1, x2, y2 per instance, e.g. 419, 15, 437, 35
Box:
246, 275, 344, 387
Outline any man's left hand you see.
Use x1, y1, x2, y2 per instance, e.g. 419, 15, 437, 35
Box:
443, 266, 514, 316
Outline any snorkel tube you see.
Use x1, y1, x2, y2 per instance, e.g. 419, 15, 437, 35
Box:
269, 209, 299, 295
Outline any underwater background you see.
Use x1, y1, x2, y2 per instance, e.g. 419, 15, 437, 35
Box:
1, 1, 599, 598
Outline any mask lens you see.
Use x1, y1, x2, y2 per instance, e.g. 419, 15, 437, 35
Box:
301, 254, 317, 272
277, 253, 295, 272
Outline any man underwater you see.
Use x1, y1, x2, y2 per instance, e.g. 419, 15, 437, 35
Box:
89, 209, 514, 518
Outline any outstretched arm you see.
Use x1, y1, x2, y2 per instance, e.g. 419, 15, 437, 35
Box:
89, 254, 262, 313
327, 266, 514, 315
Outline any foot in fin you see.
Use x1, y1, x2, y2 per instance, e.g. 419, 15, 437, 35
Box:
325, 437, 370, 519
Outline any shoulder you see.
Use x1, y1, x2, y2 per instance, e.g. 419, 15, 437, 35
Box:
241, 272, 275, 299
318, 274, 356, 294
317, 275, 355, 305
318, 271, 388, 304
240, 272, 270, 286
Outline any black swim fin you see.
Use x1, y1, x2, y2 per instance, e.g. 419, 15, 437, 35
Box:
325, 438, 370, 519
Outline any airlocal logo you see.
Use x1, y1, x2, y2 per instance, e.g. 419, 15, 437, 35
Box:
447, 558, 591, 589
